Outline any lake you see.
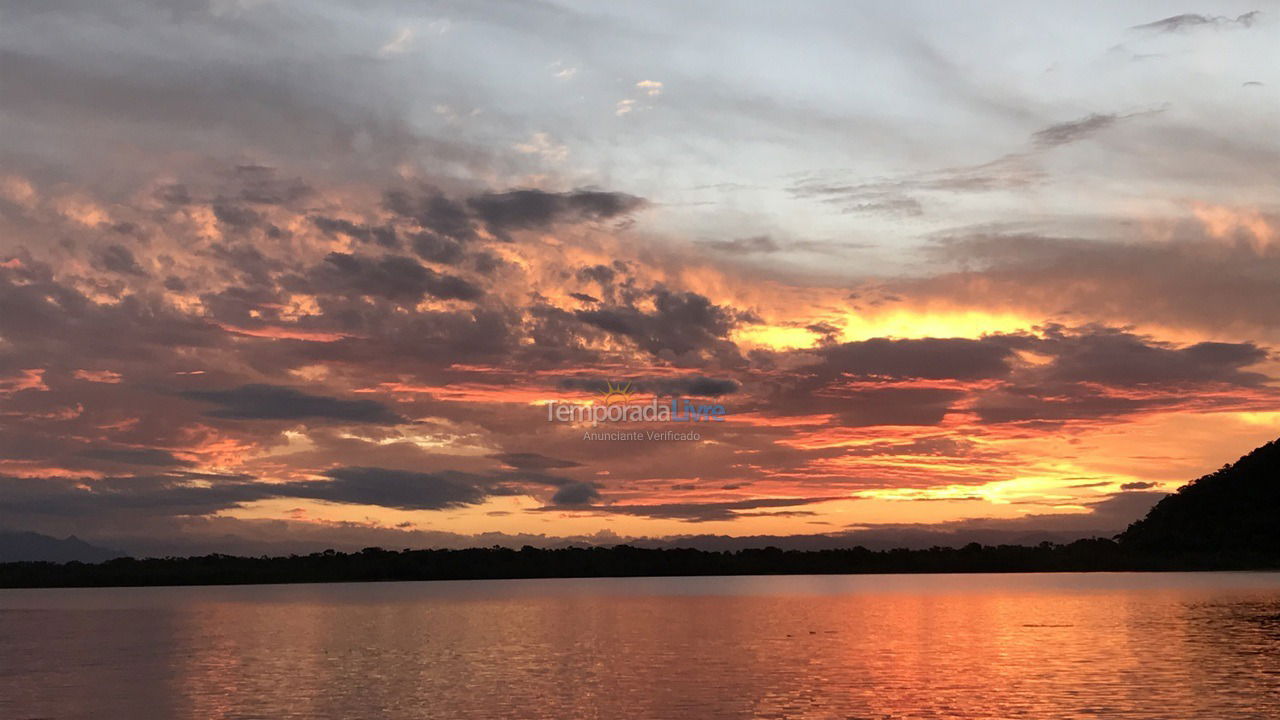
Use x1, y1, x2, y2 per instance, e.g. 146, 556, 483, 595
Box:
2, 572, 1279, 719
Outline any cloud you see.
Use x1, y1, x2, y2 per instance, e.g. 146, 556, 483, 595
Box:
384, 189, 477, 241
230, 165, 312, 206
905, 231, 1280, 337
640, 492, 1169, 550
289, 467, 489, 510
1132, 11, 1260, 32
697, 235, 780, 253
543, 496, 844, 522
814, 337, 1017, 380
1032, 113, 1121, 148
549, 481, 601, 506
575, 288, 747, 361
183, 384, 404, 423
467, 189, 646, 236
0, 466, 495, 519
381, 187, 646, 243
793, 108, 1160, 216
98, 244, 147, 276
828, 386, 968, 427
308, 252, 483, 302
212, 201, 264, 230
1037, 328, 1269, 386
0, 473, 273, 518
489, 453, 582, 470
790, 154, 1042, 216
78, 448, 194, 467
1031, 109, 1164, 148
512, 132, 568, 162
311, 217, 399, 249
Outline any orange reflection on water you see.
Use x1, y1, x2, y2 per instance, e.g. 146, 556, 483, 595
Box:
3, 573, 1279, 719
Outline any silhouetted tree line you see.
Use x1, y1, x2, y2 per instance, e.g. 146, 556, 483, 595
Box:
1, 538, 1276, 588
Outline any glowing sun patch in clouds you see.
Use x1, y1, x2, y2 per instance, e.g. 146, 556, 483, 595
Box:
732, 325, 818, 351
733, 309, 1039, 351
837, 309, 1037, 341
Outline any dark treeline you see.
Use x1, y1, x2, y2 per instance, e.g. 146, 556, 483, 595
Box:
2, 539, 1277, 589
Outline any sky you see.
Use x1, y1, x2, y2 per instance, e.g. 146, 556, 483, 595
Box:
0, 1, 1277, 556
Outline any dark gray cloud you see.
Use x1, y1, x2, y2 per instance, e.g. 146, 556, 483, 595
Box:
576, 264, 620, 285
1031, 110, 1162, 148
409, 232, 466, 265
183, 384, 403, 423
575, 288, 746, 362
489, 453, 582, 470
829, 386, 967, 427
98, 244, 147, 276
467, 189, 646, 236
290, 467, 489, 510
212, 201, 264, 230
1120, 481, 1157, 490
1032, 113, 1120, 148
310, 252, 483, 302
0, 474, 272, 518
312, 216, 399, 248
754, 322, 1273, 429
549, 481, 601, 506
1038, 328, 1268, 386
0, 466, 494, 519
816, 337, 1017, 380
1132, 11, 1260, 32
384, 189, 477, 241
352, 186, 646, 246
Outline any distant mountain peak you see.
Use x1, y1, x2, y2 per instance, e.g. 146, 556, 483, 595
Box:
0, 531, 126, 563
1120, 438, 1280, 555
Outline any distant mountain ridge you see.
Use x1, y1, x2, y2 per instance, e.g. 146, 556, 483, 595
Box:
0, 531, 125, 563
1120, 438, 1280, 557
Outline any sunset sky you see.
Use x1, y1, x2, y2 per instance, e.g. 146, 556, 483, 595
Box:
1, 1, 1277, 556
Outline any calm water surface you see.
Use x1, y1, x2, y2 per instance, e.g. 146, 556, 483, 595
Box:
2, 572, 1279, 719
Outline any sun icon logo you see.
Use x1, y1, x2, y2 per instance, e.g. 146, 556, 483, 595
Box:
596, 380, 635, 405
